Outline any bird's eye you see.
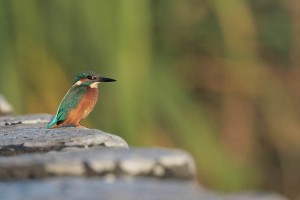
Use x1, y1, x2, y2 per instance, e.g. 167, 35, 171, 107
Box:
87, 75, 92, 80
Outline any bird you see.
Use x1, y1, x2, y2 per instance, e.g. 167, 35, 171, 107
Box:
47, 70, 116, 129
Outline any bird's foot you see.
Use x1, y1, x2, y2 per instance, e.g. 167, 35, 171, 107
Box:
76, 124, 87, 128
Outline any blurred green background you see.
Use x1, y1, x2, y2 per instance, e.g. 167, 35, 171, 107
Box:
0, 0, 300, 199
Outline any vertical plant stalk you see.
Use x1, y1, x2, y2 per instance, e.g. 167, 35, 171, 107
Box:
115, 1, 152, 144
209, 0, 260, 163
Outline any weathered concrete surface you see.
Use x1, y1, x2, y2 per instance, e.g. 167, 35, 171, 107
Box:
0, 94, 13, 115
0, 148, 195, 180
0, 177, 288, 200
0, 114, 128, 155
0, 114, 51, 126
0, 114, 290, 200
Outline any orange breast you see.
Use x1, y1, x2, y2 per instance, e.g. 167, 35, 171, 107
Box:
63, 87, 99, 126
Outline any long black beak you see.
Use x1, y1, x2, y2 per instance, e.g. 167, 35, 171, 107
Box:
98, 77, 116, 82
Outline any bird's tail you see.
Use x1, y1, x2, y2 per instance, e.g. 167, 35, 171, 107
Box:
46, 116, 58, 129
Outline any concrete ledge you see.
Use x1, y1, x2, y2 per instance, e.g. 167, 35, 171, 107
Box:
0, 114, 289, 200
0, 114, 128, 156
0, 148, 195, 180
0, 177, 288, 200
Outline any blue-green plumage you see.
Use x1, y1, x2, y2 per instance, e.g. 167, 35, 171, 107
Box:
47, 70, 116, 129
47, 86, 87, 128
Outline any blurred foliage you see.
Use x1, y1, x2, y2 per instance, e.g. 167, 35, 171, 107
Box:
0, 0, 300, 199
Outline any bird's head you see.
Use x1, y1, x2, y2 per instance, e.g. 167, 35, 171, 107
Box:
73, 70, 116, 88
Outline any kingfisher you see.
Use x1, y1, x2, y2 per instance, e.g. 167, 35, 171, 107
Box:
47, 70, 116, 129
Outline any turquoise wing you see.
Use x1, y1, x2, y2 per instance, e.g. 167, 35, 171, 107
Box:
47, 86, 87, 128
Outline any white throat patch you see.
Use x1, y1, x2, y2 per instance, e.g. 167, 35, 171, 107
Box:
74, 80, 82, 86
90, 82, 100, 88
